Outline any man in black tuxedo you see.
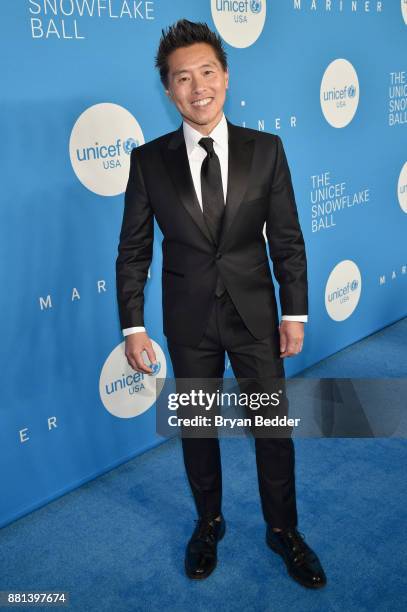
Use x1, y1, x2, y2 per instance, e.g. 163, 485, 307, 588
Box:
116, 20, 326, 588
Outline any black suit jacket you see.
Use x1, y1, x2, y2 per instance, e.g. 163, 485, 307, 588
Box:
116, 119, 308, 347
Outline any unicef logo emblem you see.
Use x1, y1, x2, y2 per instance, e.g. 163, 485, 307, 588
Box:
325, 260, 362, 322
69, 103, 144, 197
250, 0, 262, 13
123, 138, 139, 154
211, 0, 267, 49
99, 340, 167, 418
320, 59, 360, 128
150, 362, 161, 376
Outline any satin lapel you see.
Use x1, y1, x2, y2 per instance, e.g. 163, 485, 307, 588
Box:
218, 121, 255, 248
161, 125, 214, 245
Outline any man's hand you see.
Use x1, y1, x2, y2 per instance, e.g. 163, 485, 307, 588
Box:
125, 331, 157, 374
279, 321, 304, 358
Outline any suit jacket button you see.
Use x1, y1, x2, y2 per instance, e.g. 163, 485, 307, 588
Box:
216, 252, 222, 260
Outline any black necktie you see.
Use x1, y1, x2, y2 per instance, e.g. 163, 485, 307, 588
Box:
199, 137, 226, 297
199, 137, 225, 245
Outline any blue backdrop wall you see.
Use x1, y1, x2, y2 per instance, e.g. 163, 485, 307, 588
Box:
1, 0, 406, 527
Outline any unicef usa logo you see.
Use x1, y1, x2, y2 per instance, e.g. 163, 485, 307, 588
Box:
211, 0, 267, 48
398, 162, 407, 213
99, 340, 167, 418
325, 260, 362, 322
320, 59, 360, 128
69, 103, 144, 197
75, 137, 138, 166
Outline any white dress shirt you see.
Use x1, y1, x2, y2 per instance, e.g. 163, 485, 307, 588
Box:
123, 114, 307, 336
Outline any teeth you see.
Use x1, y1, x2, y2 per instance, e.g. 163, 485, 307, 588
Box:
192, 98, 212, 107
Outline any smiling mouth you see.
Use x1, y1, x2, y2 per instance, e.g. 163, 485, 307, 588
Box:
191, 97, 213, 107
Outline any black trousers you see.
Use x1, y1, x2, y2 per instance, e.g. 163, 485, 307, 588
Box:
167, 290, 298, 529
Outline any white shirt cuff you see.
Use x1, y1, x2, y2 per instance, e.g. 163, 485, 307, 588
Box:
122, 326, 146, 336
122, 317, 307, 336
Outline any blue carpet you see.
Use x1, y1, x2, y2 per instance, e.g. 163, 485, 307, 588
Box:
1, 319, 406, 611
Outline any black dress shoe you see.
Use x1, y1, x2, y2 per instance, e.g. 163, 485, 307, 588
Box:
266, 526, 327, 589
185, 515, 226, 580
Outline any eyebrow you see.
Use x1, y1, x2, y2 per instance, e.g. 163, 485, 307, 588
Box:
172, 62, 218, 77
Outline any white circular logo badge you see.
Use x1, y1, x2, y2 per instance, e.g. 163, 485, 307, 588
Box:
402, 0, 407, 25
99, 340, 167, 418
69, 103, 144, 197
320, 59, 360, 128
398, 162, 407, 213
211, 0, 267, 48
325, 260, 362, 321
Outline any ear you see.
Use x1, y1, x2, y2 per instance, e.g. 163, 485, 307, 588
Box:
165, 87, 173, 101
225, 70, 229, 90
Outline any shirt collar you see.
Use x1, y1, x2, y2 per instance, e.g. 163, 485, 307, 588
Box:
183, 113, 228, 156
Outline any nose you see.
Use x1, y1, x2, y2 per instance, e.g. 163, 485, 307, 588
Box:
191, 73, 206, 95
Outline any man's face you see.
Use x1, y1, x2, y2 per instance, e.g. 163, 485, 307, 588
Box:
165, 42, 229, 135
